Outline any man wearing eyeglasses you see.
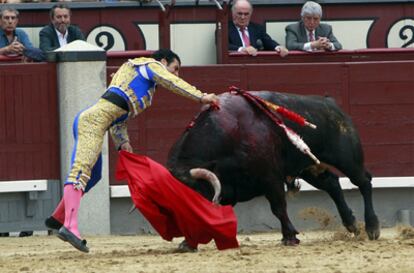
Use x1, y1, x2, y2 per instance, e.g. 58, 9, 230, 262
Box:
285, 1, 342, 52
228, 0, 288, 57
0, 7, 33, 56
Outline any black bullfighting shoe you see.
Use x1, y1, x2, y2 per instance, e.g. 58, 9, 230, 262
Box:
45, 216, 63, 230
57, 227, 89, 253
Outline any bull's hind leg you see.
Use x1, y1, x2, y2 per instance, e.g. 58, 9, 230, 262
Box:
300, 168, 359, 235
265, 179, 300, 245
329, 133, 380, 239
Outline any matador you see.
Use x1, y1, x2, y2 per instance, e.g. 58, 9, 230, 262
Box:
44, 49, 219, 253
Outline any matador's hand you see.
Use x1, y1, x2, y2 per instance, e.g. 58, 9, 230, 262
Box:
201, 93, 220, 106
120, 142, 133, 153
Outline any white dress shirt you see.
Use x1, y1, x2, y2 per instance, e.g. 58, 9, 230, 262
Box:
55, 28, 68, 48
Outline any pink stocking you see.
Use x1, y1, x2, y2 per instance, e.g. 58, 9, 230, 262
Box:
52, 192, 85, 224
51, 199, 65, 224
63, 184, 83, 238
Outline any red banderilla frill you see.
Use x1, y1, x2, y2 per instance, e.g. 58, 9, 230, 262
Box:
229, 86, 320, 164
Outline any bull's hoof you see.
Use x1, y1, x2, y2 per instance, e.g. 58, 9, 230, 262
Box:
366, 216, 380, 240
366, 223, 380, 240
367, 228, 380, 240
345, 223, 360, 235
176, 240, 198, 253
281, 237, 300, 246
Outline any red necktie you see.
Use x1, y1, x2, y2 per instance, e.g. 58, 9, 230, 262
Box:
309, 31, 315, 42
240, 27, 250, 47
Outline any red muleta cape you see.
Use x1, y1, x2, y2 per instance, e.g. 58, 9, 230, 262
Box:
115, 151, 239, 250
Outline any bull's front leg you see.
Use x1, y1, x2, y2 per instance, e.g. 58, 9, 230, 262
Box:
265, 182, 300, 246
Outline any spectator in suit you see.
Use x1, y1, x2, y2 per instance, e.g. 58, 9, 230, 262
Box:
39, 3, 85, 52
285, 1, 342, 52
228, 0, 288, 57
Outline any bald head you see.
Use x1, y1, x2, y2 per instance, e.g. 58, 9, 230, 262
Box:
232, 0, 253, 28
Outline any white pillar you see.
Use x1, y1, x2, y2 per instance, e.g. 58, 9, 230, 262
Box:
51, 41, 110, 235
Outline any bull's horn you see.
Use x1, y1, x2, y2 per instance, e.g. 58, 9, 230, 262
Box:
189, 168, 221, 204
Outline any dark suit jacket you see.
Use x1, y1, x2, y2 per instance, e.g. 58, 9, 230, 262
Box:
39, 24, 85, 52
228, 22, 279, 51
285, 21, 342, 51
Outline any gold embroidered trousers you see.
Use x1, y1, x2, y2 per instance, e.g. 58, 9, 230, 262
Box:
66, 98, 127, 191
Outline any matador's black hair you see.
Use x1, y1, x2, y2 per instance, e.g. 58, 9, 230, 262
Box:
151, 49, 181, 66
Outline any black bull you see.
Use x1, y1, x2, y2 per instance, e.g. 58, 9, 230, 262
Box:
167, 91, 380, 245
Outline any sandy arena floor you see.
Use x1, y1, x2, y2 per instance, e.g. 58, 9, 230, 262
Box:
0, 226, 413, 273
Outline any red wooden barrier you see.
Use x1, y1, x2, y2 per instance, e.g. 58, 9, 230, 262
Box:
0, 55, 24, 63
107, 57, 414, 185
226, 48, 414, 64
0, 63, 60, 181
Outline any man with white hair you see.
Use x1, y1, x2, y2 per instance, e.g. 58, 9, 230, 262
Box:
285, 1, 342, 51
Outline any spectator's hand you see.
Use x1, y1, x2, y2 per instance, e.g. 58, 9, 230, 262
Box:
275, 46, 289, 57
120, 142, 133, 153
322, 37, 332, 51
201, 93, 220, 106
310, 40, 321, 50
318, 37, 332, 50
242, 46, 258, 56
7, 39, 25, 55
311, 37, 331, 51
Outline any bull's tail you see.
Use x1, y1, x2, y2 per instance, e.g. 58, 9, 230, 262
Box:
190, 168, 221, 204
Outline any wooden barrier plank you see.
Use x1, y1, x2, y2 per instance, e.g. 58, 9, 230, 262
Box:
364, 144, 414, 176
350, 82, 414, 105
0, 63, 59, 181
351, 104, 414, 145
